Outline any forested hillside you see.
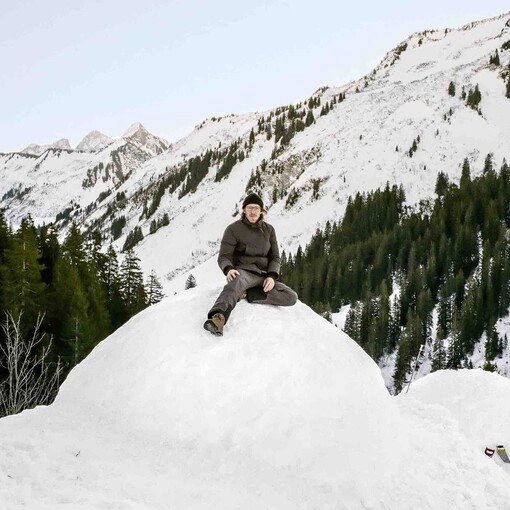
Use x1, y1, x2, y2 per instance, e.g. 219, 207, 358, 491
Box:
282, 155, 510, 390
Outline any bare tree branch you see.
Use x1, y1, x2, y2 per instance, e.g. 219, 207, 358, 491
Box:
0, 311, 63, 418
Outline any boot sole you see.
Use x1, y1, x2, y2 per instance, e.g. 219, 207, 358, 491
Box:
204, 320, 223, 336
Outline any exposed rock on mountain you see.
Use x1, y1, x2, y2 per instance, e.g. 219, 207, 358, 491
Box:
76, 130, 114, 152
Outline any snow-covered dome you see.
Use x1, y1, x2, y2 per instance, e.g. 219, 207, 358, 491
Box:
1, 287, 509, 508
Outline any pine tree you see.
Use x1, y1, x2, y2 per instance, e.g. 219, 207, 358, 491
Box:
485, 327, 501, 361
431, 336, 446, 372
50, 258, 91, 366
460, 158, 471, 187
119, 249, 147, 317
185, 274, 197, 290
446, 310, 463, 368
0, 216, 46, 329
489, 49, 500, 66
146, 270, 165, 304
305, 110, 315, 127
483, 153, 494, 175
343, 303, 361, 343
103, 245, 125, 330
466, 84, 482, 110
435, 172, 449, 197
50, 224, 109, 364
38, 224, 59, 286
448, 81, 456, 96
393, 329, 412, 393
63, 222, 87, 268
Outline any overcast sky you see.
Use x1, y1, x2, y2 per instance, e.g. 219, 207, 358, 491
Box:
1, 0, 509, 152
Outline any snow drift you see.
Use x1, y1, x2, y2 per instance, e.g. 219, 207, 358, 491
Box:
1, 287, 509, 509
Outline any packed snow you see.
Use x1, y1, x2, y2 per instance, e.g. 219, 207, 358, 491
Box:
0, 287, 509, 509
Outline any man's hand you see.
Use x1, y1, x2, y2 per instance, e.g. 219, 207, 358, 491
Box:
227, 269, 240, 282
263, 277, 275, 293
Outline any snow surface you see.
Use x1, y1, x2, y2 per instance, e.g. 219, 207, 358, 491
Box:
1, 288, 509, 509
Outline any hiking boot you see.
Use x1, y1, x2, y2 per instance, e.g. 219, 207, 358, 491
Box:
246, 286, 267, 303
203, 313, 225, 336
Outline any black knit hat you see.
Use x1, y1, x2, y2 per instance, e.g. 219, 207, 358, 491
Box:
242, 192, 264, 209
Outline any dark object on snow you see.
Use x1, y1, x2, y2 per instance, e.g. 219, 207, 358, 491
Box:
242, 192, 264, 210
485, 447, 495, 458
497, 445, 510, 463
246, 286, 267, 303
204, 313, 225, 336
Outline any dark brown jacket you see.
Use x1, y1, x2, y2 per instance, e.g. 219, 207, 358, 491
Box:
218, 217, 281, 278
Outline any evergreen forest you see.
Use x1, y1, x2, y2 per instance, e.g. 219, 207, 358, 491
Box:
281, 156, 510, 391
0, 218, 164, 416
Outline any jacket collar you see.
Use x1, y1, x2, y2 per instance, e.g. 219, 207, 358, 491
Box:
241, 216, 264, 229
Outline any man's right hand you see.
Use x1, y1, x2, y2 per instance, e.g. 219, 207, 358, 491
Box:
227, 269, 240, 282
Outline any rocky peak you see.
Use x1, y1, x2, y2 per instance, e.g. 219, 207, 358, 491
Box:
21, 138, 71, 156
121, 122, 169, 156
76, 131, 114, 152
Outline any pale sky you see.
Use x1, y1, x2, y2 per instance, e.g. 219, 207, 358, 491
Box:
1, 0, 509, 152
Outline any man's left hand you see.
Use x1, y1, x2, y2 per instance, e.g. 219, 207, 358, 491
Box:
263, 277, 275, 293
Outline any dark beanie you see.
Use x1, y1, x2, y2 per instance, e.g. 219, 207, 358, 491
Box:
242, 192, 264, 209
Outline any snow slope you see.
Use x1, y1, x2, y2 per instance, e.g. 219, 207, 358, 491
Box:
87, 12, 510, 285
0, 288, 509, 509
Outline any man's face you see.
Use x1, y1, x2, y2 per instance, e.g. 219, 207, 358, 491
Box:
244, 204, 261, 223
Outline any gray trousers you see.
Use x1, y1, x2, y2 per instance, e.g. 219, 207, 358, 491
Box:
208, 269, 298, 323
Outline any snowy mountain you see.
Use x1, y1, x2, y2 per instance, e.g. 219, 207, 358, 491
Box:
21, 138, 72, 156
0, 287, 509, 508
91, 12, 510, 280
75, 130, 114, 152
2, 13, 509, 249
0, 123, 169, 225
121, 121, 169, 156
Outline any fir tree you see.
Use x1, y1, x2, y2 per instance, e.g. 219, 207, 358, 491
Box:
431, 336, 446, 372
0, 217, 46, 329
305, 110, 315, 127
460, 158, 471, 187
466, 84, 482, 111
146, 270, 165, 305
489, 49, 500, 66
185, 274, 197, 289
435, 172, 449, 197
119, 249, 147, 317
103, 245, 124, 330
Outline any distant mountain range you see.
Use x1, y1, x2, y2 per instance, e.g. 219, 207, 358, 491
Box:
18, 122, 162, 155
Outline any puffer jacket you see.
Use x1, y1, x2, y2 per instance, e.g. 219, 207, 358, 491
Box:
217, 217, 281, 278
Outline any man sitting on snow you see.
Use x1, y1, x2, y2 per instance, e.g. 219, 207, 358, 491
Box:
204, 192, 298, 336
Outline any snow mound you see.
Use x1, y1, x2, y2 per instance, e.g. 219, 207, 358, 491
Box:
405, 369, 510, 448
54, 286, 402, 487
1, 288, 510, 509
